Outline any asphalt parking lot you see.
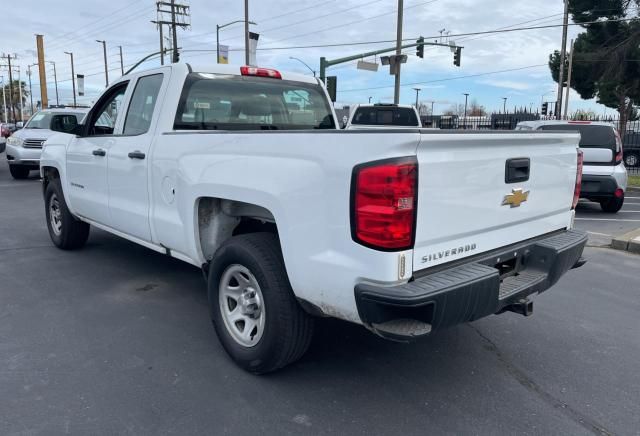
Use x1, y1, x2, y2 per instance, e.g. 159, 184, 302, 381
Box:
575, 189, 640, 246
1, 157, 639, 435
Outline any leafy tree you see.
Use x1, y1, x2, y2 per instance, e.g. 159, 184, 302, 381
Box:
549, 1, 640, 130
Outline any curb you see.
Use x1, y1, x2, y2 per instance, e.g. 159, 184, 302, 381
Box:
611, 228, 640, 254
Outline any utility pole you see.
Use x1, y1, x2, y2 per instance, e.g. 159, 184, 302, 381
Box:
556, 0, 569, 120
393, 0, 403, 104
429, 101, 435, 115
96, 40, 109, 87
64, 52, 77, 107
170, 0, 179, 63
564, 39, 574, 119
17, 67, 23, 122
413, 87, 421, 109
502, 97, 508, 114
48, 61, 59, 106
245, 0, 250, 65
3, 53, 17, 122
35, 35, 48, 109
154, 1, 190, 63
118, 46, 124, 75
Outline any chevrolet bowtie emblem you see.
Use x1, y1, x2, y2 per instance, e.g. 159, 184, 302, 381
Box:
502, 188, 530, 208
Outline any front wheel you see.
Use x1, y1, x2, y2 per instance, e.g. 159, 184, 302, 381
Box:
45, 179, 90, 249
208, 233, 314, 374
600, 195, 624, 213
9, 165, 31, 180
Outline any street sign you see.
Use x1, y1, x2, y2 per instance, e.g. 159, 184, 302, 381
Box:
357, 60, 379, 72
77, 74, 85, 97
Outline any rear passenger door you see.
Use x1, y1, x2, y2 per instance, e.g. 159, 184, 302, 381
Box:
107, 72, 166, 242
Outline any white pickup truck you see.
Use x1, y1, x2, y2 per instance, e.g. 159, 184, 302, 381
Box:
41, 63, 587, 373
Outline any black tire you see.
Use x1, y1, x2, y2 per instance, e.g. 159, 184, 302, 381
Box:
9, 165, 30, 180
45, 179, 90, 249
208, 233, 314, 374
624, 153, 639, 167
600, 195, 624, 213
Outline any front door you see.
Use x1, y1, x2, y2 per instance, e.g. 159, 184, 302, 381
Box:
65, 82, 129, 224
107, 73, 165, 242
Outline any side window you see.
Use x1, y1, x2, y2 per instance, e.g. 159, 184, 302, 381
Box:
123, 74, 164, 136
89, 83, 128, 136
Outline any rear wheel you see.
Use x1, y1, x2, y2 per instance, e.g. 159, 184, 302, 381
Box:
208, 233, 314, 374
624, 153, 639, 167
9, 165, 30, 180
600, 195, 624, 213
45, 179, 90, 249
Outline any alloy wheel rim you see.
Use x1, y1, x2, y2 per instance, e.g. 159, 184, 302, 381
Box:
49, 194, 63, 236
219, 264, 265, 348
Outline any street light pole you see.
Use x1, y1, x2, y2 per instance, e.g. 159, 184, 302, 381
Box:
502, 97, 507, 114
64, 52, 77, 107
96, 40, 109, 87
289, 57, 315, 76
413, 87, 421, 109
26, 66, 35, 115
556, 0, 569, 119
393, 0, 404, 104
217, 19, 256, 64
48, 61, 59, 106
118, 46, 124, 75
0, 75, 7, 122
368, 96, 372, 104
463, 93, 469, 128
244, 0, 250, 65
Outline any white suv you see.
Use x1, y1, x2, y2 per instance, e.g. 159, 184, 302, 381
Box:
516, 120, 627, 213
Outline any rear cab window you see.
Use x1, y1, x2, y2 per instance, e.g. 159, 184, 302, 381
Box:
351, 106, 420, 127
174, 73, 336, 131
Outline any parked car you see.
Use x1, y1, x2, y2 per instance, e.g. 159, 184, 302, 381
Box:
344, 103, 422, 129
5, 108, 89, 179
516, 120, 627, 213
1, 122, 17, 154
622, 130, 640, 167
41, 63, 586, 373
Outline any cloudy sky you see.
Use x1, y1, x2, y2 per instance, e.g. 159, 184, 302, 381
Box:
1, 0, 613, 115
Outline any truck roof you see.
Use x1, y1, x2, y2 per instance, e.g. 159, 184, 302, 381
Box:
156, 63, 320, 85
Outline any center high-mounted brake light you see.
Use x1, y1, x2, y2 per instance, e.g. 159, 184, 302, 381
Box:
351, 158, 418, 251
240, 66, 282, 79
572, 150, 584, 210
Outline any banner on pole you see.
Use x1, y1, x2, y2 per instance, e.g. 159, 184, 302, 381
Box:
77, 74, 85, 97
218, 45, 229, 64
249, 32, 260, 66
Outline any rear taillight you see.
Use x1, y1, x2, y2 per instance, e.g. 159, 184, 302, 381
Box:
352, 158, 418, 251
572, 150, 584, 210
240, 66, 282, 79
614, 129, 623, 164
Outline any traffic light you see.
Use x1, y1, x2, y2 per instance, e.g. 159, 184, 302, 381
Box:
416, 36, 425, 59
453, 47, 462, 67
542, 102, 548, 116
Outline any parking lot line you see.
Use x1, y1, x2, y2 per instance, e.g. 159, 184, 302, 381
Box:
587, 231, 613, 237
576, 218, 640, 222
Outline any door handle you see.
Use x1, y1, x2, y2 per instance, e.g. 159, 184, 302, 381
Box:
505, 158, 530, 183
92, 149, 106, 157
128, 151, 146, 160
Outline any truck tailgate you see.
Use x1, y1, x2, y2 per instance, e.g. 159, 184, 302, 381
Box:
413, 132, 580, 272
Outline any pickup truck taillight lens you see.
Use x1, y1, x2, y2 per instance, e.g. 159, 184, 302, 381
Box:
572, 150, 584, 210
352, 158, 418, 251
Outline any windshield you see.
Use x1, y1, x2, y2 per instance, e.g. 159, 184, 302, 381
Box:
539, 124, 616, 148
25, 112, 83, 130
174, 73, 336, 131
351, 107, 420, 126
